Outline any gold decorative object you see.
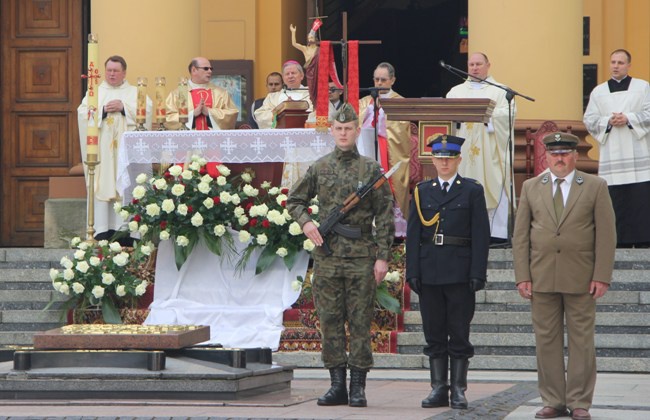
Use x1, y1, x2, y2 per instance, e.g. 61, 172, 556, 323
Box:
84, 33, 101, 242
135, 77, 148, 131
177, 77, 189, 130
155, 76, 167, 130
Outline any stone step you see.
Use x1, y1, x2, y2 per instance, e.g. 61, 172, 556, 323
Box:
482, 269, 650, 285
1, 310, 63, 324
272, 352, 650, 372
0, 248, 71, 263
0, 268, 54, 284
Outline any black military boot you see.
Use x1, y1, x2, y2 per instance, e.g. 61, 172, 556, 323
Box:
348, 368, 368, 407
449, 358, 469, 409
317, 367, 348, 406
422, 357, 449, 408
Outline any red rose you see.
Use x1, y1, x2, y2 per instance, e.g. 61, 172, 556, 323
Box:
213, 196, 221, 204
133, 214, 142, 222
307, 207, 312, 214
249, 218, 258, 227
199, 167, 207, 175
281, 188, 289, 195
245, 202, 254, 211
160, 221, 168, 229
132, 198, 139, 204
281, 200, 287, 207
187, 205, 193, 213
262, 220, 271, 228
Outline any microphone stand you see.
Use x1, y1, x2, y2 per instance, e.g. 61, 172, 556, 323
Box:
440, 61, 535, 248
359, 87, 390, 162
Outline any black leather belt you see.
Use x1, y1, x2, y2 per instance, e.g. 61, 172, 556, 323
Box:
422, 234, 471, 247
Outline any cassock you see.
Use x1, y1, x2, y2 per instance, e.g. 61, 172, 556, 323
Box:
359, 90, 411, 218
165, 81, 238, 130
77, 80, 152, 234
253, 87, 313, 129
446, 77, 516, 240
583, 76, 650, 244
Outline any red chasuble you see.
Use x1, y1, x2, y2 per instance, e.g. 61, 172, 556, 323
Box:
190, 88, 212, 130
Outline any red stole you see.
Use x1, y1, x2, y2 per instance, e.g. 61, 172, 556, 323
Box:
190, 88, 212, 130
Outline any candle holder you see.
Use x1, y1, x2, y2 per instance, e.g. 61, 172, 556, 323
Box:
155, 76, 167, 131
177, 77, 189, 130
85, 32, 100, 243
135, 77, 148, 131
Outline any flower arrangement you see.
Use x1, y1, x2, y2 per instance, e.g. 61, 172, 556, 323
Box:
236, 183, 318, 274
118, 155, 244, 270
46, 237, 153, 323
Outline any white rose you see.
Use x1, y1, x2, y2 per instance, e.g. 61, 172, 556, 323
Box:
253, 204, 269, 217
241, 173, 252, 183
181, 170, 193, 180
213, 224, 226, 237
161, 199, 175, 213
231, 194, 241, 205
89, 256, 101, 267
132, 185, 146, 200
60, 256, 74, 269
138, 224, 149, 235
238, 230, 251, 243
289, 222, 303, 236
135, 281, 148, 296
115, 284, 127, 297
256, 233, 268, 245
309, 205, 319, 215
202, 197, 214, 209
154, 178, 168, 190
72, 282, 85, 294
176, 235, 190, 247
234, 206, 245, 217
135, 173, 148, 184
303, 238, 316, 252
261, 181, 271, 189
70, 237, 82, 247
268, 210, 286, 226
146, 203, 161, 217
189, 161, 201, 171
276, 247, 288, 258
168, 165, 183, 177
63, 268, 75, 280
75, 261, 89, 273
171, 184, 185, 197
310, 195, 319, 204
58, 283, 70, 295
97, 240, 108, 247
91, 285, 105, 299
291, 279, 302, 292
113, 202, 122, 213
283, 209, 292, 221
216, 176, 227, 186
120, 210, 130, 220
201, 174, 213, 183
243, 184, 259, 197
74, 249, 85, 260
177, 203, 188, 216
109, 242, 122, 252
217, 164, 231, 176
191, 212, 204, 227
238, 215, 249, 226
269, 187, 280, 195
276, 194, 288, 206
78, 241, 89, 251
49, 268, 59, 281
160, 230, 170, 240
198, 157, 207, 166
219, 191, 232, 204
198, 181, 211, 194
140, 244, 153, 256
113, 253, 128, 266
102, 272, 116, 285
128, 221, 139, 232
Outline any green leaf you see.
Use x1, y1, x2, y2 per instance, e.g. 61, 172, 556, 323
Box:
202, 230, 223, 256
101, 299, 123, 324
283, 248, 299, 271
174, 233, 199, 270
255, 246, 278, 275
375, 282, 402, 314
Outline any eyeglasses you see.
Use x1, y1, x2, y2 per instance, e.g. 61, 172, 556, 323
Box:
196, 66, 213, 71
373, 77, 390, 82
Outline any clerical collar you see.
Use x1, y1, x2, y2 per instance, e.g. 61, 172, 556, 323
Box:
608, 75, 631, 92
189, 80, 210, 90
379, 89, 393, 99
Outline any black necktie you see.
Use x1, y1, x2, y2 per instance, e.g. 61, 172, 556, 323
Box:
442, 181, 449, 195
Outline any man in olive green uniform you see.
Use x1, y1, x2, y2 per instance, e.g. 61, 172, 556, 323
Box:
287, 103, 395, 408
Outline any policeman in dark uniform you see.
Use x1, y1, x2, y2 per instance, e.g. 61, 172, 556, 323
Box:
406, 134, 490, 410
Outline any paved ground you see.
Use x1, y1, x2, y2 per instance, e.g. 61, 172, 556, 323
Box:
0, 369, 648, 419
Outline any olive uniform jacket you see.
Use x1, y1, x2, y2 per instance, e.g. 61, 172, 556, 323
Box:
405, 175, 490, 285
513, 170, 616, 292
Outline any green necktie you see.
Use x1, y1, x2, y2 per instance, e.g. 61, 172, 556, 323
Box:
554, 178, 565, 220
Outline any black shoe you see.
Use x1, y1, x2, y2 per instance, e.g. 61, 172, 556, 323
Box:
349, 368, 367, 407
317, 367, 348, 406
422, 357, 449, 408
450, 358, 469, 409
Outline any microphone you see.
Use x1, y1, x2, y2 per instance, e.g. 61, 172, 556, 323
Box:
439, 60, 450, 69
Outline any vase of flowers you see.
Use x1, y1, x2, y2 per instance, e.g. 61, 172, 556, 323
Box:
47, 237, 154, 324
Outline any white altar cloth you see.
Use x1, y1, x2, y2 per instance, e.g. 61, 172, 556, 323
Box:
117, 128, 334, 202
145, 234, 309, 350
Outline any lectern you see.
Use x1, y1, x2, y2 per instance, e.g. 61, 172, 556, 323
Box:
381, 98, 495, 180
274, 101, 310, 129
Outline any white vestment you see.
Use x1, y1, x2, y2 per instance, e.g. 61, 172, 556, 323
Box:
447, 77, 516, 239
253, 87, 314, 129
583, 78, 650, 185
78, 81, 152, 233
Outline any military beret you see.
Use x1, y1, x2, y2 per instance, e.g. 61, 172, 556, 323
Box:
332, 102, 358, 123
542, 132, 579, 151
428, 134, 465, 157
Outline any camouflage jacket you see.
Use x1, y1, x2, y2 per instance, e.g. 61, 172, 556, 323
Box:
287, 146, 395, 260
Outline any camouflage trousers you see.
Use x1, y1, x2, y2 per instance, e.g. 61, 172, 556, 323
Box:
312, 256, 376, 370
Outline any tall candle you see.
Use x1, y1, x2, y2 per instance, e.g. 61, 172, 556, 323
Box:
178, 77, 188, 120
136, 77, 147, 124
85, 33, 100, 162
155, 76, 166, 123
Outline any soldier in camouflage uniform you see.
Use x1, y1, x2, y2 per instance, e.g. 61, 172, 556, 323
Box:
287, 103, 395, 408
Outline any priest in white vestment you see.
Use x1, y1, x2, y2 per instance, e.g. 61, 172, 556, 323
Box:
584, 49, 650, 247
446, 52, 516, 242
166, 56, 238, 131
77, 55, 152, 240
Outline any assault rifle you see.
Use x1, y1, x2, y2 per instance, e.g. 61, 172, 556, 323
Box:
318, 161, 402, 255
